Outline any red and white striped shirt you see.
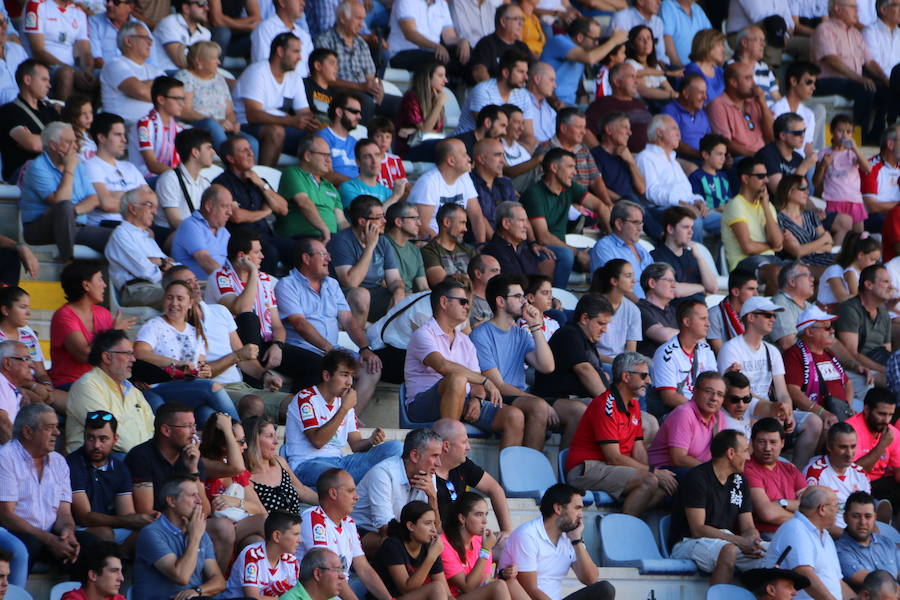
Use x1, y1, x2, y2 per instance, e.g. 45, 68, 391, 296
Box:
225, 541, 299, 598
130, 108, 183, 177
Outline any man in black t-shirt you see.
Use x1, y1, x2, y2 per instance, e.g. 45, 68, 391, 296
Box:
0, 59, 60, 182
636, 262, 679, 358
669, 429, 767, 586
754, 112, 818, 195
468, 4, 532, 84
431, 419, 514, 536
650, 206, 718, 305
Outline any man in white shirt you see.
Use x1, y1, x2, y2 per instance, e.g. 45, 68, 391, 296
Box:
863, 0, 900, 114
498, 484, 615, 600
607, 0, 665, 63
457, 49, 531, 135
152, 0, 210, 71
250, 0, 312, 74
352, 428, 443, 551
636, 114, 716, 241
862, 124, 900, 227
387, 0, 470, 75
153, 127, 214, 234
764, 486, 854, 600
104, 188, 172, 309
770, 61, 824, 155
234, 32, 318, 167
298, 469, 396, 600
284, 348, 401, 486
85, 113, 150, 228
717, 296, 822, 469
100, 21, 163, 123
726, 0, 796, 69
407, 138, 488, 242
23, 0, 94, 100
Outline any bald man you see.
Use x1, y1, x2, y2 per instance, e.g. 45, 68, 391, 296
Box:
471, 138, 518, 231
708, 62, 775, 158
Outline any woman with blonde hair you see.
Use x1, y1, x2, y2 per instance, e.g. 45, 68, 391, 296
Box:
176, 41, 258, 155
684, 29, 726, 103
244, 416, 317, 515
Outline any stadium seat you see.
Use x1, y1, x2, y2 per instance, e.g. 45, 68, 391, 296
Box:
637, 238, 655, 253
50, 582, 81, 600
598, 514, 697, 574
705, 293, 726, 309
382, 81, 404, 98
337, 331, 359, 352
564, 233, 596, 249
707, 584, 755, 600
200, 164, 224, 180
251, 165, 282, 191
6, 585, 32, 600
551, 288, 578, 311
397, 383, 487, 437
658, 513, 672, 557
877, 522, 900, 544
444, 92, 461, 131
556, 449, 605, 507
499, 446, 555, 502
693, 243, 727, 291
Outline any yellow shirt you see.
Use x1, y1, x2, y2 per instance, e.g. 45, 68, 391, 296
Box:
522, 13, 546, 58
66, 367, 155, 454
721, 193, 777, 270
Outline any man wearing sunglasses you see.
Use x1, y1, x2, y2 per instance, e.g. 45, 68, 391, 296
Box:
708, 61, 774, 159
755, 113, 818, 195
771, 61, 821, 160
316, 93, 363, 186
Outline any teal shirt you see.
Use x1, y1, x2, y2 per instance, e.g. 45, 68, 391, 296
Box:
280, 582, 338, 600
338, 177, 392, 208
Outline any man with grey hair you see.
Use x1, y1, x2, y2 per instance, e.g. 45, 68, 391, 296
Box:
522, 62, 557, 147
353, 428, 444, 552
859, 570, 899, 600
281, 548, 345, 600
132, 476, 226, 600
20, 121, 111, 261
99, 20, 163, 122
0, 403, 80, 570
765, 485, 853, 600
589, 200, 653, 301
636, 114, 717, 242
171, 184, 234, 278
769, 261, 816, 351
566, 352, 677, 516
0, 341, 34, 444
482, 201, 554, 277
726, 25, 782, 105
105, 187, 174, 309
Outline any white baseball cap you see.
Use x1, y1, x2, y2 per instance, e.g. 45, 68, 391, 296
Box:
739, 296, 786, 318
796, 305, 838, 333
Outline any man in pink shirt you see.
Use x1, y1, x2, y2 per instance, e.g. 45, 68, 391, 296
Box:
707, 62, 774, 158
647, 371, 725, 474
846, 388, 900, 509
811, 0, 891, 144
742, 418, 807, 538
403, 277, 525, 448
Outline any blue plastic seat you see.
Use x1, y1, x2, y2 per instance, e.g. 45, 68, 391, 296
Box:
658, 514, 672, 558
50, 583, 81, 600
6, 586, 32, 600
707, 584, 755, 600
556, 448, 613, 507
499, 446, 558, 502
598, 514, 697, 575
398, 383, 488, 437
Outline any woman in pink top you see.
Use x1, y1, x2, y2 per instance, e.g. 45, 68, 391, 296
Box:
50, 261, 136, 389
440, 492, 529, 600
814, 114, 872, 232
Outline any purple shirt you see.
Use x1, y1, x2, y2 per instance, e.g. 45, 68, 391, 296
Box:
404, 317, 479, 403
0, 439, 72, 531
647, 400, 720, 468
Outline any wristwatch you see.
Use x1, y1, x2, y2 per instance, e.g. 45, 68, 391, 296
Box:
193, 587, 203, 597
778, 499, 789, 508
571, 538, 584, 546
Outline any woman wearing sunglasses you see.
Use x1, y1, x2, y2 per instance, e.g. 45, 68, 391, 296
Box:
773, 174, 835, 276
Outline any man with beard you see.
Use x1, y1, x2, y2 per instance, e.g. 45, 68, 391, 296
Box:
835, 491, 900, 586
68, 411, 156, 549
317, 93, 364, 186
498, 483, 615, 600
669, 429, 767, 585
471, 274, 585, 450
847, 388, 900, 510
459, 49, 531, 132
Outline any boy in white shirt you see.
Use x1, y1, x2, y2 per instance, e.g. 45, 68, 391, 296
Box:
226, 511, 301, 599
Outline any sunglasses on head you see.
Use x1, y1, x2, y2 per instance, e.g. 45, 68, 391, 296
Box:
727, 394, 753, 404
86, 410, 115, 422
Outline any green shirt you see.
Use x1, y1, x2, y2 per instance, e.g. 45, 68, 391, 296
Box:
520, 180, 588, 241
387, 235, 425, 293
280, 582, 337, 600
276, 167, 341, 237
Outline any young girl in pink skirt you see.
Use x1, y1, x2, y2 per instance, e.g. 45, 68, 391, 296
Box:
813, 114, 872, 234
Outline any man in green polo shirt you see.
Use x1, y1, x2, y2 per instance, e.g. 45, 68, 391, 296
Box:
521, 147, 601, 288
277, 136, 350, 240
280, 548, 341, 600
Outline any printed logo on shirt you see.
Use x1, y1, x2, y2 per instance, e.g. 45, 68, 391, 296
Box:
299, 403, 315, 422
312, 523, 327, 543
24, 8, 38, 30
438, 194, 464, 207
604, 394, 614, 417
138, 125, 151, 144
245, 562, 258, 582
730, 474, 743, 506
217, 275, 233, 292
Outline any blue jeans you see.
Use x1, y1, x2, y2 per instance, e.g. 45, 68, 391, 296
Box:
548, 245, 573, 288
0, 527, 28, 586
145, 379, 239, 425
296, 440, 403, 487
191, 117, 260, 157
694, 211, 722, 242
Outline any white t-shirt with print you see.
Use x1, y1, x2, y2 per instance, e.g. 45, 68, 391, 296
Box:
136, 316, 202, 364
100, 56, 162, 123
717, 335, 785, 400
23, 0, 88, 66
804, 455, 871, 528
84, 156, 145, 226
652, 335, 717, 401
232, 61, 310, 124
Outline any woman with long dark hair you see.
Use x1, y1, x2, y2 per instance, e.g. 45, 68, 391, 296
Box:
396, 60, 448, 157
590, 259, 640, 369
773, 174, 835, 271
625, 25, 676, 105
244, 417, 317, 514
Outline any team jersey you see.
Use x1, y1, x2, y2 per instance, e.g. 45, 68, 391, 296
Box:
285, 386, 358, 471
652, 335, 717, 400
299, 505, 363, 576
131, 108, 183, 177
861, 154, 900, 204
516, 315, 560, 340
379, 153, 406, 189
205, 261, 277, 341
225, 541, 299, 599
804, 455, 870, 528
0, 326, 45, 364
23, 0, 88, 65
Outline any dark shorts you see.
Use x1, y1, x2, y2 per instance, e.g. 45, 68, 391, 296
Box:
735, 254, 790, 276
407, 381, 499, 431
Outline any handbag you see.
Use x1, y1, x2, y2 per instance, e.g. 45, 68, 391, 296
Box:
815, 359, 854, 421
212, 483, 251, 522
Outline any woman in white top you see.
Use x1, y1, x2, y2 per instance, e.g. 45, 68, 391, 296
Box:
134, 280, 240, 424
625, 25, 677, 106
591, 259, 641, 373
817, 231, 882, 310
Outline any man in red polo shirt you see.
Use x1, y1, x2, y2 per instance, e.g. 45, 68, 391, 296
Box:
565, 351, 677, 516
846, 388, 900, 510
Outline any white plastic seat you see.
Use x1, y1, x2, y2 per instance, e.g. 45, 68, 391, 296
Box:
637, 238, 655, 253
551, 287, 578, 311
564, 233, 597, 249
444, 92, 461, 131
251, 165, 282, 191
199, 164, 224, 180
349, 124, 368, 141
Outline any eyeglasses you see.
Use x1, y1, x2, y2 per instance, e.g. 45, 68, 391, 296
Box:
341, 106, 362, 115
129, 34, 153, 42
5, 356, 29, 363
169, 423, 197, 431
444, 296, 470, 306
107, 350, 135, 357
166, 95, 186, 102
400, 215, 421, 221
87, 411, 115, 421
306, 250, 330, 257
623, 219, 644, 226
656, 277, 677, 283
749, 172, 768, 179
317, 567, 346, 575
503, 15, 525, 21
188, 0, 209, 5
787, 129, 806, 136
236, 438, 247, 446
753, 312, 777, 319
308, 150, 332, 157
107, 0, 135, 5
744, 113, 756, 131
627, 371, 650, 380
727, 394, 753, 404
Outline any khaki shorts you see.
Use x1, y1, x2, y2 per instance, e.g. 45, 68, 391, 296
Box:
671, 531, 768, 572
566, 460, 636, 500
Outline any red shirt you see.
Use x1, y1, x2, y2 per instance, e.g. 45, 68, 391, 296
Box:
50, 303, 113, 386
379, 153, 406, 189
62, 588, 124, 600
743, 456, 807, 533
566, 389, 643, 472
783, 344, 847, 405
847, 412, 900, 481
883, 204, 900, 263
